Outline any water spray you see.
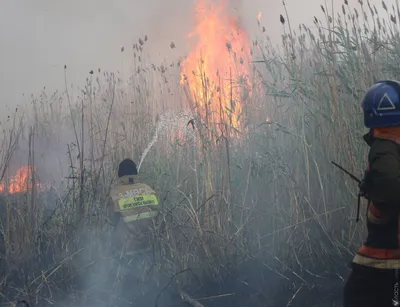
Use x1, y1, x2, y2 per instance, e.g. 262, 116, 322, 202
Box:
137, 110, 194, 172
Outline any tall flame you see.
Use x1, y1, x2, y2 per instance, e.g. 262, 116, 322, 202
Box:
180, 0, 252, 131
0, 165, 47, 194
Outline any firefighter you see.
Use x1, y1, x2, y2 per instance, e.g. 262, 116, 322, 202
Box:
343, 80, 400, 307
108, 158, 160, 256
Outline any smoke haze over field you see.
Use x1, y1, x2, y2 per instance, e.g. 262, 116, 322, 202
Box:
0, 1, 398, 306
0, 0, 394, 116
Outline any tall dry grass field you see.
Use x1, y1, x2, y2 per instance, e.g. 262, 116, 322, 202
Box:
0, 1, 397, 306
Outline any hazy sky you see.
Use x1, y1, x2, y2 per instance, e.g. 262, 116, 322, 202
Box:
0, 0, 393, 111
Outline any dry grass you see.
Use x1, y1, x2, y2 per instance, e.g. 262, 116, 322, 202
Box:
0, 1, 398, 306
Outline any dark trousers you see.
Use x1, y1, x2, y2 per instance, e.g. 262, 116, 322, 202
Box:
344, 263, 400, 307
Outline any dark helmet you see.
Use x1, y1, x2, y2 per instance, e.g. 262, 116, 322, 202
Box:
118, 158, 138, 178
362, 80, 400, 128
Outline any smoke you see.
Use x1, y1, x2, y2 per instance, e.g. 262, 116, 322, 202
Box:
0, 0, 391, 119
0, 0, 386, 221
0, 0, 195, 117
227, 0, 389, 47
0, 0, 396, 305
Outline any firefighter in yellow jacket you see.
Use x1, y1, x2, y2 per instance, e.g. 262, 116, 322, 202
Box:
109, 158, 160, 256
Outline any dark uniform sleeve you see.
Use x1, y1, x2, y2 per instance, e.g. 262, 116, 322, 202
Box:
367, 139, 400, 205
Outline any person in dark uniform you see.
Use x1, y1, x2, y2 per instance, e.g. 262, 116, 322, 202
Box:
344, 80, 400, 307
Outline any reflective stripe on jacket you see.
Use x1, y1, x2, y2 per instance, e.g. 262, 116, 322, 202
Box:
110, 175, 160, 224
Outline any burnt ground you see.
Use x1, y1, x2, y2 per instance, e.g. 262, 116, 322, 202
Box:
156, 260, 348, 307
0, 195, 350, 307
109, 261, 347, 307
0, 246, 350, 307
0, 253, 350, 307
70, 255, 349, 307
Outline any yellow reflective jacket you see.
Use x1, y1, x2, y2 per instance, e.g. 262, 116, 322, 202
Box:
109, 175, 160, 224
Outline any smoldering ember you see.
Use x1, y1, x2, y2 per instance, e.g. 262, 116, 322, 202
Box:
0, 0, 397, 306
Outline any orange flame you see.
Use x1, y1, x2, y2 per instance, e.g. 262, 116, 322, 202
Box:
180, 0, 252, 131
0, 165, 47, 194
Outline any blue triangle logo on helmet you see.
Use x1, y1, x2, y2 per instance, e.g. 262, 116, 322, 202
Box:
362, 80, 400, 128
377, 93, 396, 111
